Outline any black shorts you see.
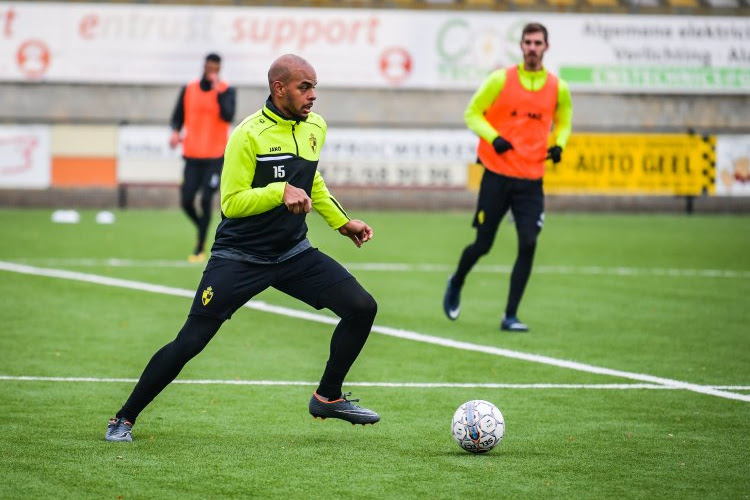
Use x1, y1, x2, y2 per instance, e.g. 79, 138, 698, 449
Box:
473, 169, 545, 238
183, 158, 223, 194
189, 248, 354, 320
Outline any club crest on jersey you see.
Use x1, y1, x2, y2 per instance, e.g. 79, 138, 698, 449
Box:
309, 133, 317, 153
202, 286, 214, 306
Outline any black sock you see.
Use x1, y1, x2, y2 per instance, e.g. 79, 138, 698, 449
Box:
116, 315, 223, 423
505, 240, 537, 318
315, 279, 377, 403
315, 389, 342, 401
114, 413, 135, 424
453, 232, 494, 287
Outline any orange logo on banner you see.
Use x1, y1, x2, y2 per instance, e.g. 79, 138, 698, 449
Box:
379, 47, 412, 85
17, 39, 50, 79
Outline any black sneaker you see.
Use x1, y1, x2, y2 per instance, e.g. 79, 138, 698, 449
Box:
105, 417, 133, 442
443, 275, 461, 321
309, 392, 380, 425
501, 315, 529, 332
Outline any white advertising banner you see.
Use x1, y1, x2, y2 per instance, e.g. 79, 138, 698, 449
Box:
117, 125, 183, 184
1, 2, 748, 93
319, 128, 477, 188
0, 125, 50, 188
115, 125, 475, 187
715, 135, 750, 196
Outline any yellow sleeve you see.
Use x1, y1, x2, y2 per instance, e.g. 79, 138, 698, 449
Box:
311, 170, 350, 230
553, 79, 573, 149
220, 126, 286, 218
464, 69, 507, 144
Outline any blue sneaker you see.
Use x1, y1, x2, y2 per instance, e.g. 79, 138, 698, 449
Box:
105, 417, 133, 442
443, 276, 461, 321
501, 316, 529, 332
309, 392, 380, 425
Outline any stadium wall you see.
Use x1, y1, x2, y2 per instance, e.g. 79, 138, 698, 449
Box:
2, 88, 750, 213
2, 83, 750, 133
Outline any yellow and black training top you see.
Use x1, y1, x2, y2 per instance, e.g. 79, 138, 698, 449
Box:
212, 99, 349, 263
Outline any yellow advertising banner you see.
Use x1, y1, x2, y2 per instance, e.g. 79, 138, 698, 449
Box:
468, 134, 716, 196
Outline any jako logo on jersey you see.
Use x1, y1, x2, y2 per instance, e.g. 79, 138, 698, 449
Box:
202, 286, 214, 306
269, 146, 281, 152
477, 209, 485, 225
309, 134, 317, 153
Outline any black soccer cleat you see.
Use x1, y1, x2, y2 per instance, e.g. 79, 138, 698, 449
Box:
501, 315, 529, 332
309, 392, 380, 425
443, 275, 461, 321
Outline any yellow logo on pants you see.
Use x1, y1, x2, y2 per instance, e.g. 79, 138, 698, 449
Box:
477, 210, 485, 225
202, 286, 214, 306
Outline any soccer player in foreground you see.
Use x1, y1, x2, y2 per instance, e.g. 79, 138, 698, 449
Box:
443, 22, 572, 332
106, 54, 379, 442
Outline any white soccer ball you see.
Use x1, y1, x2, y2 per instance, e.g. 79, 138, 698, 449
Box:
451, 399, 505, 453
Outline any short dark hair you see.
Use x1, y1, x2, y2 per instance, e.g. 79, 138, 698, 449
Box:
521, 23, 548, 44
205, 53, 222, 63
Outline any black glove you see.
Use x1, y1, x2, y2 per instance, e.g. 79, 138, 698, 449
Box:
547, 145, 563, 163
492, 136, 513, 154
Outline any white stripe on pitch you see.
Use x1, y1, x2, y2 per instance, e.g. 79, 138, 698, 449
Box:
3, 375, 749, 391
1, 260, 748, 403
4, 258, 749, 279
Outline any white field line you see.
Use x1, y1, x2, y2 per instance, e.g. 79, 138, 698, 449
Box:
4, 258, 750, 279
2, 375, 749, 391
1, 260, 748, 403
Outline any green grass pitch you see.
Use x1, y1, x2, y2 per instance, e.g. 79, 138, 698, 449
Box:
1, 208, 749, 499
